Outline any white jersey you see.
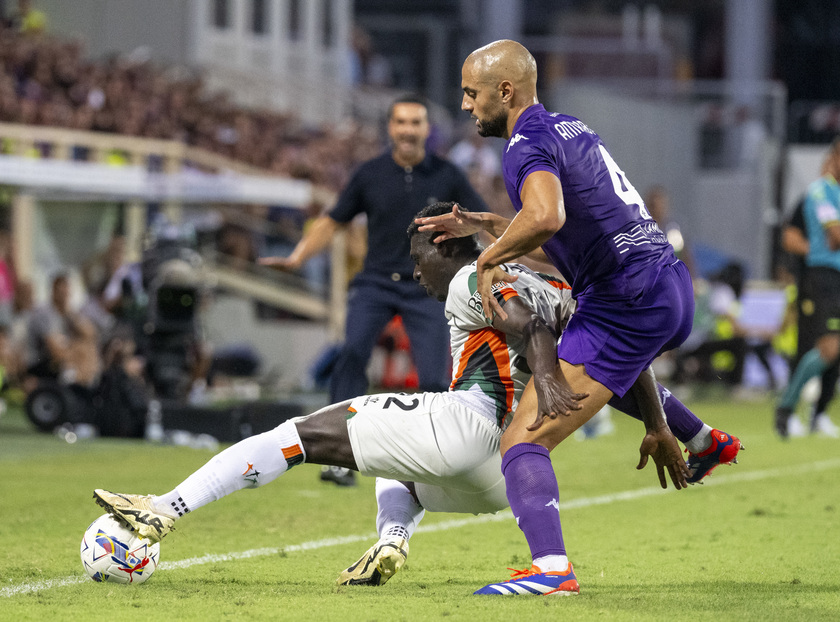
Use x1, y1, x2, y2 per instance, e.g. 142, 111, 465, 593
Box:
445, 262, 576, 427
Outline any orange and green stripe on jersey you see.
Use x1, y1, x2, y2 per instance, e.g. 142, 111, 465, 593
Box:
450, 327, 515, 426
468, 270, 520, 309
536, 272, 572, 292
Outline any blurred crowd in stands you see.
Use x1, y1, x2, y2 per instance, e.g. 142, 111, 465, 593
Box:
0, 22, 383, 192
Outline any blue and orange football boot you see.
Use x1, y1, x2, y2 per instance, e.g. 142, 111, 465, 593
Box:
474, 563, 579, 596
686, 428, 742, 484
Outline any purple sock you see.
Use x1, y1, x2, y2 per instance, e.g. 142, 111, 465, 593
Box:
608, 383, 704, 443
501, 443, 565, 559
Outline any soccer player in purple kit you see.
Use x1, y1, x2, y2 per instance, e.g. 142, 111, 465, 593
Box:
416, 39, 742, 596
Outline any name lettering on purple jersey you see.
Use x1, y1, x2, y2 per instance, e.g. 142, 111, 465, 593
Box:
501, 104, 676, 297
554, 120, 596, 141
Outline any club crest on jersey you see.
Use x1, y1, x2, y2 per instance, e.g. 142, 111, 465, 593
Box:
506, 133, 529, 152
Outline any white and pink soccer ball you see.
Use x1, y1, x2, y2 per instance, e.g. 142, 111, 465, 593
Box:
80, 514, 160, 584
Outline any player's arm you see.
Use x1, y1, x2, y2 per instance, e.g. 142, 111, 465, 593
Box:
43, 331, 70, 364
813, 193, 840, 250
826, 221, 840, 251
259, 215, 342, 271
781, 224, 809, 257
415, 203, 552, 265
476, 171, 564, 321
480, 171, 564, 265
491, 295, 587, 428
415, 202, 511, 240
631, 367, 689, 490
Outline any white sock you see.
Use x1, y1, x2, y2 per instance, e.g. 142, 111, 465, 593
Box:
532, 554, 569, 573
153, 421, 305, 517
375, 478, 425, 541
684, 424, 713, 454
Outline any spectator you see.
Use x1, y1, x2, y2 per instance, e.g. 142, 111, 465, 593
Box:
6, 279, 32, 390
216, 219, 259, 269
673, 261, 775, 391
0, 227, 15, 327
8, 0, 46, 36
78, 278, 117, 350
82, 230, 127, 295
0, 322, 22, 391
348, 25, 393, 88
24, 272, 101, 388
9, 278, 32, 345
0, 26, 389, 190
645, 185, 698, 280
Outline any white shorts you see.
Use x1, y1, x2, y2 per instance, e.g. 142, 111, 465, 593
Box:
346, 392, 508, 515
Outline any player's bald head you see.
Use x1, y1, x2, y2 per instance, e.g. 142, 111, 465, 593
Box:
464, 39, 537, 94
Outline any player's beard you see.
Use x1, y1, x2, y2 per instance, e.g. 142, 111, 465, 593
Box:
476, 109, 507, 138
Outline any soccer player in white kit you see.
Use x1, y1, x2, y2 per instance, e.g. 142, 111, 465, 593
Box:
92, 202, 675, 591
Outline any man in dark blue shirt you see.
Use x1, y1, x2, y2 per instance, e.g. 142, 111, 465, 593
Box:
262, 94, 489, 484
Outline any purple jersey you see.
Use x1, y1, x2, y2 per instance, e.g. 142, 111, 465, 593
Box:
502, 104, 676, 299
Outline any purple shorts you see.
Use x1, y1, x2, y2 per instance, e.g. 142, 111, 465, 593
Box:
557, 260, 694, 397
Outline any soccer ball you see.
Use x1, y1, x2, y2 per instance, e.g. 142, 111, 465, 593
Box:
80, 514, 160, 584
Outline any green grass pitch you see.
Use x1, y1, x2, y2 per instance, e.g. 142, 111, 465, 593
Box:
1, 394, 839, 621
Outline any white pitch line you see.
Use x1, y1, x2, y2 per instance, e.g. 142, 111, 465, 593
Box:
4, 457, 840, 598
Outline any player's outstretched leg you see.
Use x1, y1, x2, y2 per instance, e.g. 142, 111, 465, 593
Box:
93, 418, 310, 542
338, 478, 424, 586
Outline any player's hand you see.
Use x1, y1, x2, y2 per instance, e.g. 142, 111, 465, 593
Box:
529, 372, 589, 432
475, 261, 518, 322
414, 203, 484, 242
258, 256, 300, 271
636, 427, 690, 490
